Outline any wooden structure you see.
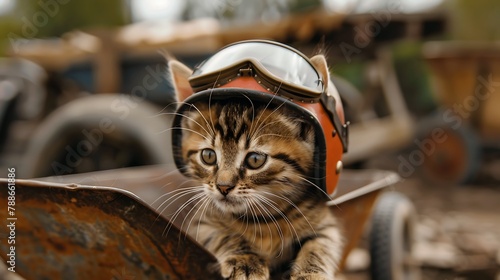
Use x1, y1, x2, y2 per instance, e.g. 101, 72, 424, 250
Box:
9, 10, 446, 93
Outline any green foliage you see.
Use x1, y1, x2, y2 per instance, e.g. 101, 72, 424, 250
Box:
392, 41, 436, 116
447, 0, 500, 41
289, 0, 322, 13
331, 62, 366, 92
0, 0, 129, 55
0, 17, 17, 55
13, 0, 129, 37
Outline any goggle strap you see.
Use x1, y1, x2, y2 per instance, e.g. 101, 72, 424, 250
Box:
320, 93, 349, 153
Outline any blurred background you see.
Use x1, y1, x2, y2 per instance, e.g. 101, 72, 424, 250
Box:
0, 0, 499, 279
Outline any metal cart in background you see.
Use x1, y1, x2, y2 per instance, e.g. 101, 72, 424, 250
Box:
421, 41, 500, 184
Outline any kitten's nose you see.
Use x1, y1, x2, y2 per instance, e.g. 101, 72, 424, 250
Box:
216, 185, 235, 196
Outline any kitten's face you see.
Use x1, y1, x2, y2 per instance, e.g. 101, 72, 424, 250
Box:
179, 102, 315, 215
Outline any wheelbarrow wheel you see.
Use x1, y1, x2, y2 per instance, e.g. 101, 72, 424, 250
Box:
369, 192, 420, 280
416, 116, 481, 185
21, 94, 174, 178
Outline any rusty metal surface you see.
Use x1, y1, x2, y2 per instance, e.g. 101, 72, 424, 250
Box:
0, 178, 222, 280
0, 166, 399, 279
334, 190, 381, 270
41, 165, 400, 265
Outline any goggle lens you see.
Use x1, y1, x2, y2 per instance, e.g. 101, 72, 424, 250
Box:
190, 41, 323, 97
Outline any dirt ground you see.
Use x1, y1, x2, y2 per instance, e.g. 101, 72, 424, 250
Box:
402, 179, 500, 280
340, 156, 500, 280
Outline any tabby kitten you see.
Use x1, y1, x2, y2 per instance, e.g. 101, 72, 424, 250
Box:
169, 57, 342, 280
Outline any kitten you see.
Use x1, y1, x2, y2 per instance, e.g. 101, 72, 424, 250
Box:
168, 56, 343, 280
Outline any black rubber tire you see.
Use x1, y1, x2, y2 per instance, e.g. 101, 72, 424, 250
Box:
331, 74, 365, 123
21, 94, 174, 178
0, 81, 20, 150
369, 192, 420, 280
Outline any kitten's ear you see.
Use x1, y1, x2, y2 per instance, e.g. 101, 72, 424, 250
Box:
310, 54, 329, 89
310, 54, 344, 122
168, 60, 194, 102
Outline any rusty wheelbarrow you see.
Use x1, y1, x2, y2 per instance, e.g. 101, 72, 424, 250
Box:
0, 165, 419, 279
420, 41, 500, 184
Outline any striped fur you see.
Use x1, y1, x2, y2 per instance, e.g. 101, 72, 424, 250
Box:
174, 99, 343, 280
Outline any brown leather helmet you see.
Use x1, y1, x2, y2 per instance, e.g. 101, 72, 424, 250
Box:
172, 40, 348, 195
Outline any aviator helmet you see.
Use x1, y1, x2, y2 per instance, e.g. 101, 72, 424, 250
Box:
172, 40, 349, 195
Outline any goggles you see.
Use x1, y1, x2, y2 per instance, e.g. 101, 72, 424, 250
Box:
189, 40, 325, 102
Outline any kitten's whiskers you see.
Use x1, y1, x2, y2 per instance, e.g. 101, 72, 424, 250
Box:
157, 127, 212, 142
162, 192, 205, 238
155, 111, 214, 139
195, 196, 214, 241
181, 195, 211, 241
254, 194, 301, 247
244, 198, 267, 251
157, 189, 203, 236
153, 186, 202, 211
248, 100, 287, 140
207, 72, 222, 137
186, 103, 217, 137
261, 190, 317, 237
251, 195, 286, 257
147, 169, 192, 184
298, 176, 332, 200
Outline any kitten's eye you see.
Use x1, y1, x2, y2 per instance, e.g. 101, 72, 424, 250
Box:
245, 152, 267, 169
201, 149, 217, 165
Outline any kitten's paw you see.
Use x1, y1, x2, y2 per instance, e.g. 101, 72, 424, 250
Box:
290, 272, 332, 280
220, 254, 269, 280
